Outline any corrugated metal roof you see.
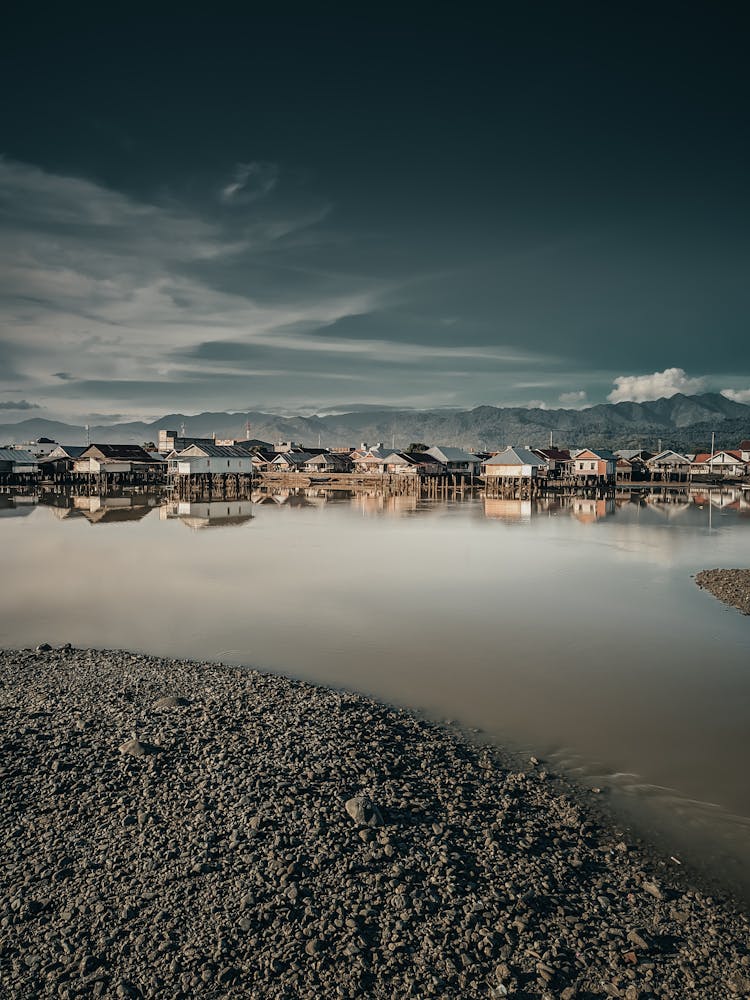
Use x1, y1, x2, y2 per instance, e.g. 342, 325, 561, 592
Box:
178, 444, 257, 458
484, 446, 547, 467
0, 449, 38, 464
426, 446, 479, 463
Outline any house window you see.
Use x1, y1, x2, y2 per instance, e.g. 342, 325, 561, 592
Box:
227, 460, 231, 468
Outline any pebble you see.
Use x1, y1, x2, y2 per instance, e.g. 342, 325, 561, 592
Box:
0, 645, 747, 1000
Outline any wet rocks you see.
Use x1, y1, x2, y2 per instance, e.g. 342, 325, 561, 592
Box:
1, 646, 749, 1000
695, 568, 750, 615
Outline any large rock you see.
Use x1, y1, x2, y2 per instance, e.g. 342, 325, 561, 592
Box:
344, 794, 384, 828
118, 738, 160, 757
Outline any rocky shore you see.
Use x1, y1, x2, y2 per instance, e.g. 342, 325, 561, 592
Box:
695, 569, 750, 616
1, 648, 749, 999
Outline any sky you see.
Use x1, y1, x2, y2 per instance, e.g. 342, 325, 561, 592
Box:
1, 5, 749, 423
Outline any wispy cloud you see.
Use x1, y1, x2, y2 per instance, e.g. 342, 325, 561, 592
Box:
220, 161, 278, 204
0, 157, 559, 419
607, 367, 706, 403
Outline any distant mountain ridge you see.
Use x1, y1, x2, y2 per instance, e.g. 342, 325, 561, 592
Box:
1, 393, 748, 452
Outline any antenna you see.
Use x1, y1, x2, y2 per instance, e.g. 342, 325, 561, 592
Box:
246, 420, 251, 441
85, 424, 90, 446
180, 421, 186, 437
549, 429, 553, 449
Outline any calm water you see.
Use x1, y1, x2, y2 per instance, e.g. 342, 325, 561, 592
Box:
2, 487, 749, 897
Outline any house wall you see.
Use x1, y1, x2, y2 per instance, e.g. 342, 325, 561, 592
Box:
484, 464, 537, 478
175, 457, 254, 475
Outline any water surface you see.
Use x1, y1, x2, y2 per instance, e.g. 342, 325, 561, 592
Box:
2, 487, 749, 897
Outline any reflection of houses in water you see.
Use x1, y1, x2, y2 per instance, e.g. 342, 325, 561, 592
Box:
483, 498, 532, 523
72, 495, 156, 524
569, 497, 615, 524
352, 493, 418, 517
690, 487, 747, 512
643, 493, 692, 519
0, 495, 38, 517
160, 500, 254, 529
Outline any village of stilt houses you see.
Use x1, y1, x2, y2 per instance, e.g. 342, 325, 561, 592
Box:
1, 427, 749, 525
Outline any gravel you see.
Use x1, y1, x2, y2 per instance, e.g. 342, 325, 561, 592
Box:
695, 569, 750, 616
1, 646, 749, 999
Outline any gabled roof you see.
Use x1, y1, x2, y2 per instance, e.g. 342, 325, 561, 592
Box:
535, 448, 571, 462
227, 438, 273, 452
425, 446, 479, 463
304, 452, 352, 468
177, 444, 257, 458
49, 445, 87, 459
574, 448, 617, 462
484, 446, 547, 467
378, 451, 421, 465
272, 451, 314, 465
648, 449, 690, 464
82, 443, 156, 462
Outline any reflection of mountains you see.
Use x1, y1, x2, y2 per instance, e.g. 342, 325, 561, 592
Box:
161, 500, 254, 529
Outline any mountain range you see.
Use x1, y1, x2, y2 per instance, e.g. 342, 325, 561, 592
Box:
1, 393, 748, 453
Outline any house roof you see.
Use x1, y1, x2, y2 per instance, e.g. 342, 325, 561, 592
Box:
574, 448, 617, 461
425, 446, 479, 463
83, 443, 156, 462
226, 438, 273, 451
273, 451, 314, 465
178, 444, 257, 458
304, 452, 352, 467
50, 445, 87, 459
738, 440, 750, 450
0, 448, 37, 464
484, 446, 547, 467
535, 448, 571, 462
648, 450, 690, 464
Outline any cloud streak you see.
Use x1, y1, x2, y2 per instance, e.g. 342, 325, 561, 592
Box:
0, 157, 560, 419
220, 162, 278, 204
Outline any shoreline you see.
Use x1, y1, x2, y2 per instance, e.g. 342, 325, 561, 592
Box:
2, 646, 749, 999
695, 568, 750, 616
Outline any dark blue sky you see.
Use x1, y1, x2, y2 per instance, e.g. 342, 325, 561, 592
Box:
1, 5, 749, 421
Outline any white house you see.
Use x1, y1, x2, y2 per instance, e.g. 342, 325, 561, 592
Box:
646, 450, 692, 480
482, 446, 548, 479
706, 451, 747, 478
171, 444, 256, 475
